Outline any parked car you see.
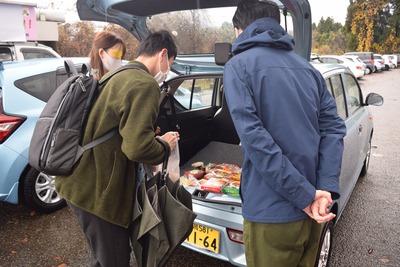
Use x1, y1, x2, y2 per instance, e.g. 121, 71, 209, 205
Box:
375, 54, 390, 70
0, 42, 61, 62
344, 51, 375, 74
388, 54, 398, 68
311, 53, 319, 60
395, 53, 400, 66
318, 55, 365, 79
157, 55, 384, 267
389, 54, 398, 68
373, 54, 386, 71
343, 55, 370, 75
382, 54, 397, 69
0, 57, 88, 213
76, 0, 383, 266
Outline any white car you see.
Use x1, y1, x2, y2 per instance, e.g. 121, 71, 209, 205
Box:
318, 55, 365, 79
382, 54, 397, 69
373, 54, 386, 71
0, 42, 61, 62
343, 55, 367, 75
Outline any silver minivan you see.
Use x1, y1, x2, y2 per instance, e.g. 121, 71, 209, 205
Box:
155, 60, 383, 267
76, 0, 383, 266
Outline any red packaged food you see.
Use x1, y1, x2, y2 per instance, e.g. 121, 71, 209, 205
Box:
200, 178, 227, 194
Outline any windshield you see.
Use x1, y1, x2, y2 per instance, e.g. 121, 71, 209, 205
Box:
147, 7, 294, 54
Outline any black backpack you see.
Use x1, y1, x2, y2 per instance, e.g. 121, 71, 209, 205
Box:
29, 59, 145, 176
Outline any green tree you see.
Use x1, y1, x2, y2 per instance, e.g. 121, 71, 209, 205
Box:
379, 1, 400, 53
351, 0, 384, 51
312, 17, 347, 54
348, 0, 400, 53
345, 0, 358, 51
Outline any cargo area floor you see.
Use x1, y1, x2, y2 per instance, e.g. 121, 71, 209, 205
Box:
180, 141, 243, 173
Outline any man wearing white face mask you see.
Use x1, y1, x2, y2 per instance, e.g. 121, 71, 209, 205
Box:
56, 30, 179, 267
153, 52, 170, 84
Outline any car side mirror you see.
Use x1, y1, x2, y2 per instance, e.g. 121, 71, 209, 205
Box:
214, 42, 232, 66
365, 93, 384, 106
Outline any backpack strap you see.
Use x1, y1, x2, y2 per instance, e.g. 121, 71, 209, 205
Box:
74, 128, 119, 164
99, 64, 148, 85
81, 62, 91, 76
64, 59, 79, 77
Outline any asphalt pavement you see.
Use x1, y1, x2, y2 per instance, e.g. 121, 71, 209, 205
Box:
0, 68, 399, 267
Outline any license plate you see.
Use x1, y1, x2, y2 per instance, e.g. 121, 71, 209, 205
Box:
185, 223, 220, 253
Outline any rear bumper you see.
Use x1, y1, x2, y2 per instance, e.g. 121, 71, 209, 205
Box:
182, 200, 246, 266
354, 69, 365, 78
0, 144, 26, 203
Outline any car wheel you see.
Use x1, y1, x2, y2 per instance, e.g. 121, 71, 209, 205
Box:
360, 136, 372, 178
315, 220, 334, 267
365, 67, 371, 75
20, 167, 66, 213
374, 66, 377, 72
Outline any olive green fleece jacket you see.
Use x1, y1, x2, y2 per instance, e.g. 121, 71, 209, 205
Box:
55, 61, 167, 228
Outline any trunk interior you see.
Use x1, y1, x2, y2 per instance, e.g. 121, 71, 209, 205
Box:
156, 83, 244, 203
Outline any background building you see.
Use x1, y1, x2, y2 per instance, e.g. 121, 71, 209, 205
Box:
0, 0, 65, 49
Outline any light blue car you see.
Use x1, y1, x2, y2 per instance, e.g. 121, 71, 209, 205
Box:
0, 57, 88, 212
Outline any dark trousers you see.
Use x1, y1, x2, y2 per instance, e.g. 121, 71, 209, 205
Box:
67, 201, 131, 267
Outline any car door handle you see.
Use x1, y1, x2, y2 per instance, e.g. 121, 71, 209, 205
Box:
358, 125, 362, 133
205, 115, 213, 121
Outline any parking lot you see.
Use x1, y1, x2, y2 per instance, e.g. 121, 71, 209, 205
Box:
0, 68, 399, 267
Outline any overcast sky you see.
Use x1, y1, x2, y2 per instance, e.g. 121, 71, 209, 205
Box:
308, 0, 349, 24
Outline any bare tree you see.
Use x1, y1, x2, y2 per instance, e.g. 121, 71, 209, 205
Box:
57, 21, 95, 57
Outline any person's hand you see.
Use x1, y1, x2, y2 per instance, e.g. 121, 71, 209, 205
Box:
303, 190, 335, 223
159, 131, 180, 150
315, 190, 333, 203
310, 197, 336, 223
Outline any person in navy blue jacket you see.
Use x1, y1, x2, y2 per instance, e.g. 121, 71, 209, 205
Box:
223, 0, 347, 266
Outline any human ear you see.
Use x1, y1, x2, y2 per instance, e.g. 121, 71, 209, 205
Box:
234, 28, 243, 38
98, 48, 105, 59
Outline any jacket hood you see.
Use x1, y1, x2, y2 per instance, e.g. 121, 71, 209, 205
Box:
232, 17, 295, 55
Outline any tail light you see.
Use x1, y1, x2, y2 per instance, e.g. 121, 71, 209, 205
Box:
356, 66, 362, 70
0, 97, 25, 143
227, 228, 244, 244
